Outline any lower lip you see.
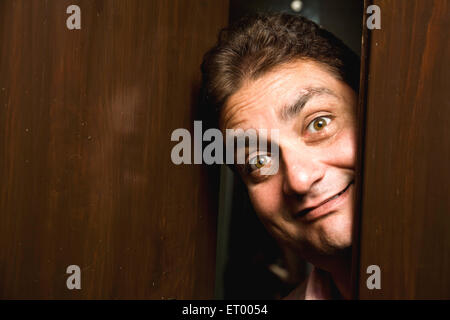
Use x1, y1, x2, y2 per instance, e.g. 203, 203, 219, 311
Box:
298, 183, 353, 222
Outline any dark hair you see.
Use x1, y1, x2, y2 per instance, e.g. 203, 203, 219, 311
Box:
200, 13, 360, 124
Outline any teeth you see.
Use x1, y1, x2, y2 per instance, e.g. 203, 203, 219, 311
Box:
323, 193, 340, 205
328, 187, 348, 202
317, 182, 353, 209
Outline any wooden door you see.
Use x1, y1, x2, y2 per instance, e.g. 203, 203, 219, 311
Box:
0, 0, 228, 299
356, 0, 450, 299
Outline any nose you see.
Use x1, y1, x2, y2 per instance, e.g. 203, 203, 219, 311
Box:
281, 144, 325, 197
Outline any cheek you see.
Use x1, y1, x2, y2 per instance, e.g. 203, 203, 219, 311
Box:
247, 181, 283, 221
326, 127, 357, 167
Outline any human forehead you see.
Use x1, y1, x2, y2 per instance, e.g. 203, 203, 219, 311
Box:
220, 59, 345, 129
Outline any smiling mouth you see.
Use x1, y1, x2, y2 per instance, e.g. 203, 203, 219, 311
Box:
297, 180, 354, 219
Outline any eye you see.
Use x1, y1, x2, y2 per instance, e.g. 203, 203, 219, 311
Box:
247, 154, 272, 172
306, 116, 332, 133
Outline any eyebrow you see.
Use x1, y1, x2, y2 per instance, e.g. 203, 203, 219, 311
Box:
278, 87, 337, 121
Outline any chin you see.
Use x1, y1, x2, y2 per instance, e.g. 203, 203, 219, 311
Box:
310, 209, 354, 254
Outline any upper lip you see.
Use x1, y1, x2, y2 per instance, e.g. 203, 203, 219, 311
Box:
296, 180, 354, 217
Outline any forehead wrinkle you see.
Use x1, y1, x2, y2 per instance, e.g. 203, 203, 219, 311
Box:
278, 87, 338, 122
220, 59, 344, 130
221, 75, 282, 130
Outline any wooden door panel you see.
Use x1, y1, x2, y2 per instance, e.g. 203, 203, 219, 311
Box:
0, 0, 228, 299
357, 0, 450, 299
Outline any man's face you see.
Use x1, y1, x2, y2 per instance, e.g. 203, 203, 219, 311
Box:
220, 59, 357, 265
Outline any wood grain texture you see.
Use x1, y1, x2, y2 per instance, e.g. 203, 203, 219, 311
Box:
0, 0, 228, 299
358, 0, 450, 299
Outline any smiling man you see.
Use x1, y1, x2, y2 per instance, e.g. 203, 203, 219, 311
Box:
201, 13, 360, 299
